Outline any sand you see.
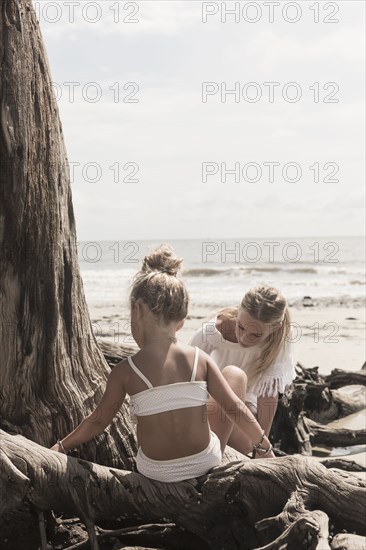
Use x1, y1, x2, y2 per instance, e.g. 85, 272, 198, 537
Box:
90, 303, 365, 374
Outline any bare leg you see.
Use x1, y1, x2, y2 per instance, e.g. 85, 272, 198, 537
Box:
227, 402, 257, 455
206, 365, 248, 454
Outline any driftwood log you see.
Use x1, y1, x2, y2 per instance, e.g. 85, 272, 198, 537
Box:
1, 429, 366, 550
325, 366, 366, 389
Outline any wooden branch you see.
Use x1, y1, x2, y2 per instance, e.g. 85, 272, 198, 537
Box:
320, 459, 366, 472
1, 430, 366, 550
255, 492, 331, 549
256, 514, 331, 550
331, 386, 366, 419
295, 364, 365, 423
305, 418, 366, 448
63, 523, 206, 550
325, 369, 366, 389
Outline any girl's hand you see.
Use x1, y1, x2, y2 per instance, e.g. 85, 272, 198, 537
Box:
48, 361, 127, 455
254, 448, 275, 459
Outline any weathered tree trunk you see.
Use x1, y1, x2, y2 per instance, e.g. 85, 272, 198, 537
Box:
0, 0, 136, 468
2, 431, 366, 550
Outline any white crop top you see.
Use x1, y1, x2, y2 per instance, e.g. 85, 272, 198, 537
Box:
128, 347, 209, 419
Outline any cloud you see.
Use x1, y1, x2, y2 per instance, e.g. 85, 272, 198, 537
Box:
35, 1, 201, 39
34, 0, 365, 239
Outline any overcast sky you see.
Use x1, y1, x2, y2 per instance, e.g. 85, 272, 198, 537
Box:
35, 1, 365, 240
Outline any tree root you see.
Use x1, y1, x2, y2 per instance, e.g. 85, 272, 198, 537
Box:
320, 459, 366, 472
1, 430, 365, 550
255, 492, 331, 549
62, 523, 207, 550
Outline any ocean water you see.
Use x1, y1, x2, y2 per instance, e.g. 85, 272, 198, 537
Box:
77, 237, 365, 310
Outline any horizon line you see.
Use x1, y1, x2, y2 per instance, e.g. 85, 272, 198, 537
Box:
75, 235, 366, 241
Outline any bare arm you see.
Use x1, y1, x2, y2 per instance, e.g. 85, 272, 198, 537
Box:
206, 355, 274, 458
50, 361, 127, 453
257, 395, 278, 436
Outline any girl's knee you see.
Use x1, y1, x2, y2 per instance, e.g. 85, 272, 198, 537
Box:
222, 365, 247, 385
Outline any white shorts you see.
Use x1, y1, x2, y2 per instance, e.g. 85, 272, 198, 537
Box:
135, 430, 222, 483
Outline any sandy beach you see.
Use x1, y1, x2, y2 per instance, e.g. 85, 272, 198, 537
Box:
90, 303, 365, 375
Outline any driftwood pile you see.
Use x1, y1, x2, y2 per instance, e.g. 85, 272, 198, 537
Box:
270, 361, 366, 457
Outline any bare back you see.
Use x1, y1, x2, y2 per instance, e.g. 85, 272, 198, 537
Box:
123, 343, 211, 460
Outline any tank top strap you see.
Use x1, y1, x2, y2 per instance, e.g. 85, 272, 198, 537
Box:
127, 356, 153, 389
190, 346, 200, 382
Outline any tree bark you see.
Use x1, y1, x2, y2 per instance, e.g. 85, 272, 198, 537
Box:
1, 430, 366, 550
0, 0, 136, 468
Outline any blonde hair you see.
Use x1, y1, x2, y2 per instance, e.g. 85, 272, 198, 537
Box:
218, 285, 291, 382
130, 245, 189, 324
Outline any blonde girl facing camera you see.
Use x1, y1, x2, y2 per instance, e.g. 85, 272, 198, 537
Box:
189, 286, 295, 455
51, 246, 274, 483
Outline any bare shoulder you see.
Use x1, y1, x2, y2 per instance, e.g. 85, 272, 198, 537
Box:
107, 358, 131, 384
178, 343, 210, 380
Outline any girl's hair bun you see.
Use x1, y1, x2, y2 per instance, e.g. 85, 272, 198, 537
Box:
141, 244, 182, 277
130, 244, 188, 323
